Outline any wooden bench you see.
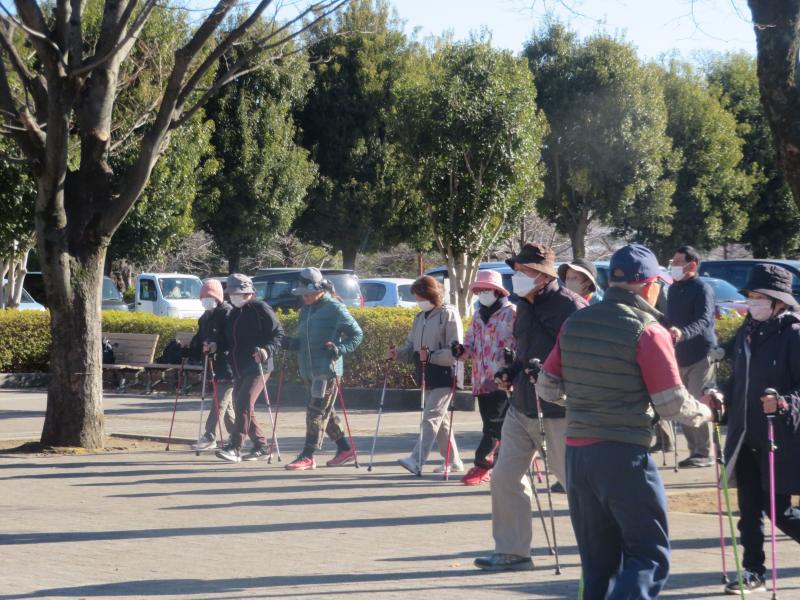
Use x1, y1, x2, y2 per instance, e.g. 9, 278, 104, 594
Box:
102, 332, 159, 392
143, 330, 203, 393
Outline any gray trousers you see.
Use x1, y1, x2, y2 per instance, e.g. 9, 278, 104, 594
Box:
410, 386, 461, 467
204, 380, 235, 440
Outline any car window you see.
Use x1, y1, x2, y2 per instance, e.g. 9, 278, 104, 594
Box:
398, 284, 415, 302
702, 278, 745, 302
20, 288, 35, 303
158, 277, 201, 299
268, 279, 294, 299
140, 279, 157, 301
102, 277, 123, 301
360, 282, 387, 302
328, 274, 360, 300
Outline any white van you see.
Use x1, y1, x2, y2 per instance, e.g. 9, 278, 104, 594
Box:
134, 273, 205, 319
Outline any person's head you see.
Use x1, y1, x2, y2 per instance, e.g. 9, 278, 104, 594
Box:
670, 245, 700, 282
226, 273, 255, 308
410, 275, 444, 311
469, 270, 510, 307
505, 243, 558, 300
608, 243, 670, 307
200, 279, 224, 312
558, 258, 598, 298
291, 267, 333, 305
739, 263, 798, 321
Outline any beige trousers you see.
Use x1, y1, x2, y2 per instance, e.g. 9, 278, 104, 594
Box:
410, 386, 461, 468
490, 407, 567, 557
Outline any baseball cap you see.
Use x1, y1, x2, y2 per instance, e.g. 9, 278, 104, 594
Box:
609, 244, 671, 285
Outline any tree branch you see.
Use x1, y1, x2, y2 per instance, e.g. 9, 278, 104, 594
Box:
0, 19, 48, 118
11, 0, 66, 76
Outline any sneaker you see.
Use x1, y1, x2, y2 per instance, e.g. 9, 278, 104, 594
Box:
242, 446, 270, 461
462, 466, 492, 486
434, 460, 465, 474
550, 481, 566, 494
725, 570, 767, 595
215, 447, 241, 463
398, 455, 420, 475
192, 433, 216, 451
474, 553, 533, 571
649, 442, 674, 454
326, 448, 356, 467
286, 455, 316, 470
679, 455, 714, 468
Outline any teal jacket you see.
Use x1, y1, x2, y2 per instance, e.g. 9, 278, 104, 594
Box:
286, 294, 364, 380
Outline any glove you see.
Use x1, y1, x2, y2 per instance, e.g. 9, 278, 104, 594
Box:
451, 341, 465, 358
253, 347, 270, 363
709, 346, 725, 362
494, 367, 514, 389
181, 345, 191, 359
324, 341, 340, 360
203, 341, 217, 354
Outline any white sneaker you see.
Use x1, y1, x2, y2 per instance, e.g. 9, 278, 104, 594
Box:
192, 434, 216, 451
434, 460, 464, 474
398, 455, 420, 475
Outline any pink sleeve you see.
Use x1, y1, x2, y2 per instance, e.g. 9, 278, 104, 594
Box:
637, 323, 683, 395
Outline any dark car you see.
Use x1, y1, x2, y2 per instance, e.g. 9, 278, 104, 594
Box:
698, 276, 748, 319
698, 259, 800, 304
252, 269, 363, 312
23, 272, 129, 311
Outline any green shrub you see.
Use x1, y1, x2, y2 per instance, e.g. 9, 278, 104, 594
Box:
714, 314, 745, 382
0, 310, 51, 372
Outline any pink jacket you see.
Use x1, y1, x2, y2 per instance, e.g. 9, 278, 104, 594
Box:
461, 300, 516, 395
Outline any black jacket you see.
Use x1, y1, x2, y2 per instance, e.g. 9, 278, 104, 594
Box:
188, 303, 233, 380
509, 280, 587, 418
219, 300, 285, 379
666, 275, 716, 367
723, 312, 800, 494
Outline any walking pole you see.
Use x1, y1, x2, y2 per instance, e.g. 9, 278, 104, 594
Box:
529, 462, 554, 555
334, 375, 360, 467
673, 420, 679, 472
166, 358, 187, 451
527, 358, 561, 575
442, 376, 458, 480
533, 453, 544, 483
194, 355, 209, 456
257, 361, 281, 461
368, 359, 391, 472
764, 388, 780, 600
710, 395, 729, 584
417, 348, 428, 477
267, 358, 285, 464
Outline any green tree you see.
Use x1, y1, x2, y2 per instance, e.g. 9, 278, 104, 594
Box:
706, 52, 800, 258
397, 39, 547, 315
293, 0, 428, 270
197, 42, 316, 273
523, 24, 676, 258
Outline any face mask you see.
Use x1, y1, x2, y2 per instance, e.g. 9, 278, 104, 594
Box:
477, 291, 497, 307
417, 300, 434, 312
670, 265, 686, 282
512, 272, 538, 297
230, 295, 248, 308
747, 298, 773, 321
201, 298, 218, 311
565, 279, 586, 296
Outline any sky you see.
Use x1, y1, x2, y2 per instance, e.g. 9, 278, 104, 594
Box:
391, 0, 757, 60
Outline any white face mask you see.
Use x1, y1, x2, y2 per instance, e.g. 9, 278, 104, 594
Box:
417, 300, 434, 312
201, 297, 218, 311
747, 298, 773, 321
477, 291, 497, 307
512, 272, 538, 297
230, 294, 248, 308
670, 265, 686, 282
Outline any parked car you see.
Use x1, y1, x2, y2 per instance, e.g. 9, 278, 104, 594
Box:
1, 280, 45, 310
23, 272, 130, 311
699, 259, 800, 304
252, 269, 363, 312
134, 273, 205, 318
359, 278, 416, 308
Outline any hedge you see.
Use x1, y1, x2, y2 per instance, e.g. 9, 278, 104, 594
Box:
0, 307, 745, 389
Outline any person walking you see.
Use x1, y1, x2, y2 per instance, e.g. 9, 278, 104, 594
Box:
283, 268, 364, 471
474, 243, 586, 571
719, 263, 800, 595
536, 243, 714, 599
558, 258, 603, 305
452, 270, 516, 486
189, 279, 235, 451
214, 274, 284, 463
388, 275, 464, 476
666, 245, 716, 468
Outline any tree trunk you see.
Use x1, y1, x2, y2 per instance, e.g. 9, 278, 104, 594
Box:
341, 246, 357, 271
567, 216, 589, 259
227, 251, 241, 274
447, 251, 480, 317
748, 1, 800, 212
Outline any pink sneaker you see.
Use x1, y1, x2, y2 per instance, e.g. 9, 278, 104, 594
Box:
326, 448, 356, 467
461, 466, 491, 486
285, 455, 316, 470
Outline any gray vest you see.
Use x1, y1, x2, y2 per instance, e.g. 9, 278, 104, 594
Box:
559, 287, 658, 447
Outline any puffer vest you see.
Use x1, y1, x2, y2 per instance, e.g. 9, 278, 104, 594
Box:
559, 287, 658, 447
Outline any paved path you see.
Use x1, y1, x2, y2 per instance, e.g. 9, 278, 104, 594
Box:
1, 390, 798, 599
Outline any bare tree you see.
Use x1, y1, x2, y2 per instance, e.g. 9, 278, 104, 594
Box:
0, 0, 348, 448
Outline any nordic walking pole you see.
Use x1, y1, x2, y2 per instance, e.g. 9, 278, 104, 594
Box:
764, 388, 780, 600
673, 420, 679, 472
527, 358, 561, 575
166, 358, 187, 451
708, 388, 729, 584
334, 375, 360, 467
417, 347, 428, 477
194, 355, 209, 456
529, 462, 554, 555
368, 358, 391, 472
442, 376, 458, 481
267, 358, 285, 464
256, 360, 281, 461
533, 454, 544, 483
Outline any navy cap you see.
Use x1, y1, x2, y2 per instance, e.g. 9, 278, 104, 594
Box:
609, 244, 670, 284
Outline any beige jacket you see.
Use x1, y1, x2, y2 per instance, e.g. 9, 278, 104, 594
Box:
397, 304, 464, 386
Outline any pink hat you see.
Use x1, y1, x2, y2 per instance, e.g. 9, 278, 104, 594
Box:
469, 270, 509, 297
200, 279, 224, 303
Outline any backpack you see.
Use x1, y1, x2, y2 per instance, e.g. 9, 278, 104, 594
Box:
102, 338, 116, 365
157, 339, 184, 364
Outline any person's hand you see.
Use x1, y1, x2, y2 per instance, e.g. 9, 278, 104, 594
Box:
419, 346, 429, 363
386, 345, 398, 361
709, 346, 725, 362
451, 341, 465, 359
203, 341, 217, 354
761, 389, 786, 415
324, 341, 340, 360
669, 327, 683, 344
253, 347, 270, 363
701, 387, 724, 422
494, 367, 513, 391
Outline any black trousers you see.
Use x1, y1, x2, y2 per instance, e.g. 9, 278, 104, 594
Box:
474, 390, 507, 469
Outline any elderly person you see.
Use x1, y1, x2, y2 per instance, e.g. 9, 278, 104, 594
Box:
389, 275, 464, 476
452, 270, 516, 485
558, 258, 603, 305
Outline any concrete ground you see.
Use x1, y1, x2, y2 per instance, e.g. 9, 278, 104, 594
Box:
1, 389, 799, 599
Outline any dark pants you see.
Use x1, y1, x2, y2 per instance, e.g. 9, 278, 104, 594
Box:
566, 442, 670, 600
230, 373, 268, 450
474, 391, 507, 468
303, 378, 348, 457
736, 444, 800, 576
